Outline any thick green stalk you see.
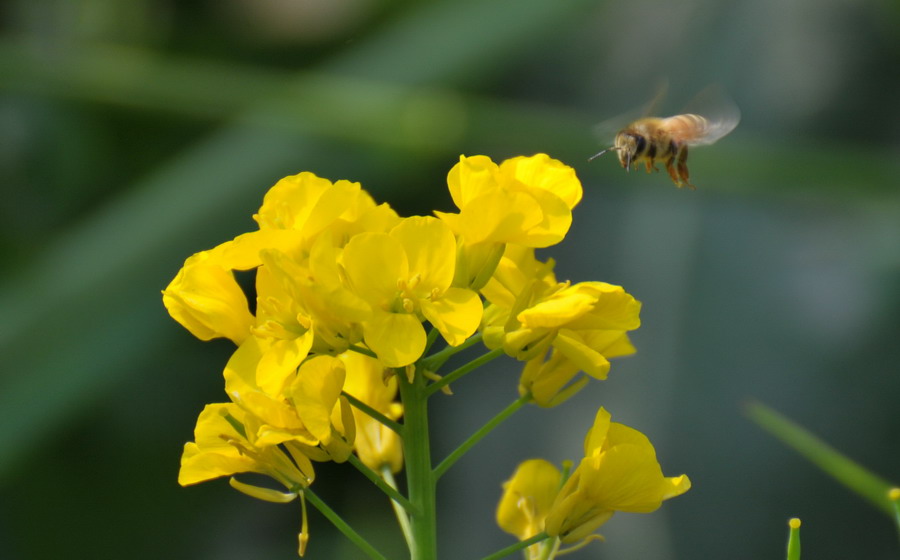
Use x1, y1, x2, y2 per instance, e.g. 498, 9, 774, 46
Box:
398, 367, 438, 559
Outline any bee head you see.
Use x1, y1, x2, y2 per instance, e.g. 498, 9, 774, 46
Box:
614, 133, 647, 171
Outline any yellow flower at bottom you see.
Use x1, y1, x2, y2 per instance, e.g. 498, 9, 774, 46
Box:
497, 459, 562, 558
544, 408, 691, 544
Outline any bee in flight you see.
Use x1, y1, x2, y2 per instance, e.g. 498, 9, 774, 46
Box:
589, 89, 740, 189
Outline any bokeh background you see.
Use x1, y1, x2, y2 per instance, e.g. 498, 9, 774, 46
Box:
2, 0, 899, 558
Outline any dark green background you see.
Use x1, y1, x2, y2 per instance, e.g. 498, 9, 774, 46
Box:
2, 1, 899, 558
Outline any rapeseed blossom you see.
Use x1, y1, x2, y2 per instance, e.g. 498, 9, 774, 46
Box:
341, 216, 482, 367
165, 154, 688, 557
435, 154, 582, 289
545, 408, 690, 544
481, 245, 640, 406
498, 408, 690, 555
496, 458, 563, 559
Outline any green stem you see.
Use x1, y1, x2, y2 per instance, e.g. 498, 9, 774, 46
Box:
425, 347, 504, 397
890, 489, 900, 547
420, 332, 484, 373
481, 532, 550, 560
786, 519, 801, 560
342, 390, 404, 436
423, 327, 441, 356
433, 393, 530, 481
536, 536, 560, 560
383, 466, 414, 550
304, 487, 388, 560
347, 453, 416, 514
398, 365, 438, 559
348, 344, 379, 359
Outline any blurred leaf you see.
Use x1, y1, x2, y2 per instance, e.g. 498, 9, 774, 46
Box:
746, 400, 895, 516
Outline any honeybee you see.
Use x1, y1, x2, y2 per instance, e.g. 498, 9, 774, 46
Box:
590, 88, 740, 189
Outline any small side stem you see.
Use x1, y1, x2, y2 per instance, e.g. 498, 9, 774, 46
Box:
433, 393, 530, 481
383, 466, 414, 550
890, 488, 900, 547
481, 532, 550, 560
347, 453, 416, 514
342, 390, 404, 436
420, 332, 484, 373
304, 487, 389, 560
425, 347, 504, 397
423, 327, 441, 356
348, 344, 379, 359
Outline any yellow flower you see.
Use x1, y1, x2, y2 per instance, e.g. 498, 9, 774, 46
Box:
223, 340, 356, 463
520, 330, 636, 406
482, 247, 640, 405
435, 154, 582, 289
162, 171, 397, 349
341, 216, 483, 367
340, 351, 404, 473
248, 261, 316, 395
162, 250, 254, 345
496, 459, 562, 559
179, 402, 320, 556
544, 408, 691, 544
254, 172, 399, 239
178, 402, 314, 491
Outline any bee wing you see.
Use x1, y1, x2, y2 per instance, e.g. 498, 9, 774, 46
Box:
591, 79, 669, 143
682, 84, 740, 146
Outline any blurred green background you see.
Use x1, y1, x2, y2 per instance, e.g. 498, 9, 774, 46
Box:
2, 0, 899, 558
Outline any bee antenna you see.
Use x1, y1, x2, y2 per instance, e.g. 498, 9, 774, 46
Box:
588, 146, 618, 162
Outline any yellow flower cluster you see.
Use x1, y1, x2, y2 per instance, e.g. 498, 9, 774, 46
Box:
164, 153, 680, 556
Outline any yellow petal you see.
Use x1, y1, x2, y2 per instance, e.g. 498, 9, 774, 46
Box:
256, 331, 315, 396
566, 283, 642, 331
342, 232, 408, 307
505, 187, 571, 248
290, 356, 346, 442
162, 252, 254, 345
229, 477, 298, 503
391, 216, 457, 292
446, 154, 500, 209
363, 312, 426, 367
577, 445, 669, 513
551, 330, 611, 380
583, 407, 612, 456
500, 153, 583, 210
517, 289, 597, 329
254, 172, 341, 231
459, 189, 543, 245
420, 287, 483, 346
496, 459, 562, 540
178, 404, 258, 486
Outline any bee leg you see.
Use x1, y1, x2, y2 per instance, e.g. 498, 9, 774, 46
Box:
676, 146, 696, 190
664, 157, 682, 187
644, 160, 657, 173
